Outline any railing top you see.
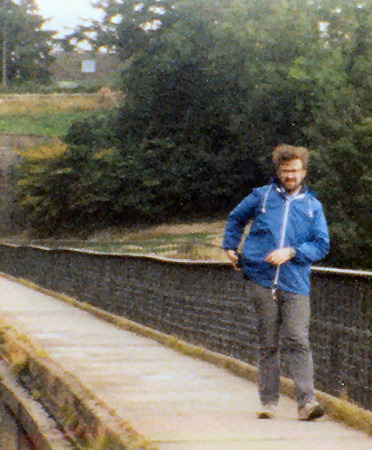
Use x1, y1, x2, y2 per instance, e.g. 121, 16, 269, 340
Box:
1, 242, 371, 277
310, 266, 372, 277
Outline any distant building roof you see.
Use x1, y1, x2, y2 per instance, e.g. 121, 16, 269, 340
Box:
51, 51, 123, 82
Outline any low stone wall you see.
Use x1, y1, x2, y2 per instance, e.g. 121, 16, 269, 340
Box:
0, 360, 69, 449
0, 244, 370, 411
0, 325, 153, 449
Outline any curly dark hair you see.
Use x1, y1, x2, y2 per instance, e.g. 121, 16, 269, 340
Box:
272, 144, 309, 170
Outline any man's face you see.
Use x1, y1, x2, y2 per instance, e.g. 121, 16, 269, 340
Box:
277, 158, 306, 194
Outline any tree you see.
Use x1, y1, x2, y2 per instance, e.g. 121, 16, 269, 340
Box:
0, 0, 55, 85
287, 0, 372, 268
62, 0, 174, 54
15, 0, 371, 269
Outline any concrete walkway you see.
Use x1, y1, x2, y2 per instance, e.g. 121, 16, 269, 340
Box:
0, 276, 370, 449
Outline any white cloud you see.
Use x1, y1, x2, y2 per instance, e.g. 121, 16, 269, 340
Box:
35, 0, 104, 37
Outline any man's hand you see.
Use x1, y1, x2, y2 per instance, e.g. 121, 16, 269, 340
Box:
265, 247, 295, 266
226, 250, 241, 271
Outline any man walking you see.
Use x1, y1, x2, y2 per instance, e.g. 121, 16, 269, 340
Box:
223, 144, 330, 421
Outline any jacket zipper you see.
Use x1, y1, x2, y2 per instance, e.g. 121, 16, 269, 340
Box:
273, 196, 292, 290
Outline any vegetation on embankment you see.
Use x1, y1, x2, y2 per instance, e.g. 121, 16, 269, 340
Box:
0, 111, 91, 137
0, 221, 229, 262
0, 91, 122, 137
1, 0, 371, 271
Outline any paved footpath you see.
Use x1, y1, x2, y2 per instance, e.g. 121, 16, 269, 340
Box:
0, 276, 370, 449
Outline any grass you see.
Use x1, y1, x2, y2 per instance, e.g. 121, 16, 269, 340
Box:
0, 91, 121, 136
87, 222, 228, 261
71, 233, 224, 260
61, 230, 227, 261
0, 110, 94, 137
2, 220, 230, 262
73, 220, 243, 261
0, 93, 108, 114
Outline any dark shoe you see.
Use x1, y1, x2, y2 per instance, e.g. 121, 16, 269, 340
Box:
257, 404, 276, 419
298, 401, 324, 421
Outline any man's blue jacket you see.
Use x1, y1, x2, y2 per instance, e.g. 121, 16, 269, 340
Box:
222, 181, 330, 295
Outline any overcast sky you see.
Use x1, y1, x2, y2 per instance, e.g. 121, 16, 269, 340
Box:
35, 0, 104, 37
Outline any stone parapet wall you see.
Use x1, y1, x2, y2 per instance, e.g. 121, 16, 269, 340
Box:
0, 324, 153, 449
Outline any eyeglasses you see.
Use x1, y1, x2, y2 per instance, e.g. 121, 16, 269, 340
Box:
279, 168, 304, 175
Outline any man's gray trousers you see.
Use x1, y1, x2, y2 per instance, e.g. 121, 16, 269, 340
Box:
247, 280, 317, 408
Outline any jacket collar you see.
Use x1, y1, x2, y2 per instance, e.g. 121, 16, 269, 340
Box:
270, 178, 309, 198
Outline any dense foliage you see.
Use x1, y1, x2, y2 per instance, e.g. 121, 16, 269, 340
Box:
15, 0, 371, 269
0, 0, 55, 85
